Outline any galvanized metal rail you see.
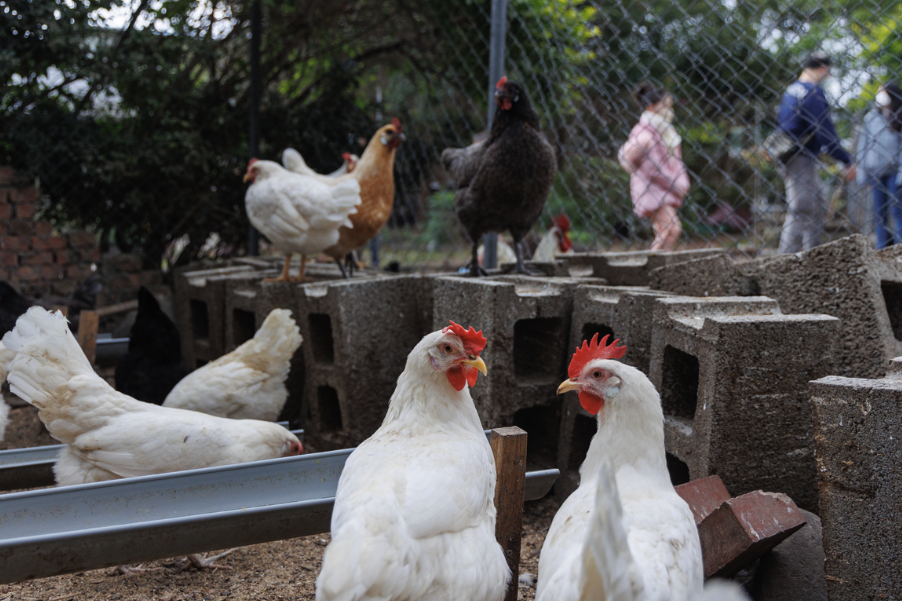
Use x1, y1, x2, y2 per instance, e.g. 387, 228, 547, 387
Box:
0, 446, 558, 583
0, 424, 299, 492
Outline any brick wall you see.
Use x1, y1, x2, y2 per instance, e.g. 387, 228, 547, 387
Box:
0, 167, 100, 298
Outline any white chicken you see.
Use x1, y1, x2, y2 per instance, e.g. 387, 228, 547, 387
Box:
532, 213, 575, 263
283, 148, 359, 181
162, 309, 302, 421
536, 334, 703, 601
2, 307, 303, 487
243, 158, 361, 282
0, 341, 13, 442
316, 321, 509, 601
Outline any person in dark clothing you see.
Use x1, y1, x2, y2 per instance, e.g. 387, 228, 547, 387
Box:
778, 53, 857, 253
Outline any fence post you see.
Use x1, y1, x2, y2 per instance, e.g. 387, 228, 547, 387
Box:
77, 310, 99, 366
490, 425, 527, 601
248, 0, 262, 257
482, 0, 508, 270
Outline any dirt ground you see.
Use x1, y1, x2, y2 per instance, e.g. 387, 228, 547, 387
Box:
0, 403, 558, 601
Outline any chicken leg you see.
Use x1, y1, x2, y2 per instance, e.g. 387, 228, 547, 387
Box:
335, 257, 349, 279
264, 255, 293, 283
464, 240, 488, 277
512, 239, 532, 275
177, 549, 237, 571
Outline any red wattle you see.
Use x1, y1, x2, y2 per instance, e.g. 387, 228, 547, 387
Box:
579, 391, 604, 415
447, 366, 467, 391
466, 367, 479, 387
502, 98, 512, 110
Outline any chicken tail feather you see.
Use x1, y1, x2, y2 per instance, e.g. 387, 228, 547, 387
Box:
580, 461, 645, 601
241, 309, 303, 375
2, 307, 94, 409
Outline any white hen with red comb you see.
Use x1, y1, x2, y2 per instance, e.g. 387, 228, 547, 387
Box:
316, 322, 509, 601
536, 335, 702, 601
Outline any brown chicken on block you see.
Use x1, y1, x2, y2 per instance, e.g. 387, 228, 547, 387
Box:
324, 119, 405, 277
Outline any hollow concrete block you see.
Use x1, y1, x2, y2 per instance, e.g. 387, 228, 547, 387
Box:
650, 296, 839, 511
557, 248, 725, 286
809, 370, 902, 600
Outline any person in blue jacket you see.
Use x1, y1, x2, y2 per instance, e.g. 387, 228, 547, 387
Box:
778, 53, 856, 253
856, 83, 902, 248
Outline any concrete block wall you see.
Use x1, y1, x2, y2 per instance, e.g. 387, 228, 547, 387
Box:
558, 248, 725, 286
649, 296, 839, 511
810, 366, 902, 600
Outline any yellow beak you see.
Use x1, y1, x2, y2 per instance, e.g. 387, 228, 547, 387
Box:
460, 356, 488, 376
243, 173, 252, 183
557, 379, 583, 395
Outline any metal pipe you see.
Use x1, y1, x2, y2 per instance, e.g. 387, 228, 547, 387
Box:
482, 0, 508, 270
248, 0, 262, 256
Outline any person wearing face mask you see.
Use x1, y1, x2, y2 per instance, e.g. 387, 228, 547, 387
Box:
777, 53, 857, 253
856, 83, 902, 248
618, 83, 690, 251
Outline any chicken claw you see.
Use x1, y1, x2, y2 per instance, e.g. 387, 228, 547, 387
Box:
178, 549, 237, 571
110, 564, 163, 576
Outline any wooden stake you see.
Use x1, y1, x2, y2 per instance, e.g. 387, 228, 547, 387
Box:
77, 310, 99, 365
491, 426, 528, 601
50, 305, 69, 318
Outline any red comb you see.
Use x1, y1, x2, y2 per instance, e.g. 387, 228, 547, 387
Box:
496, 75, 507, 90
342, 152, 351, 161
248, 158, 258, 167
442, 320, 487, 354
392, 117, 402, 132
568, 334, 626, 379
553, 213, 570, 232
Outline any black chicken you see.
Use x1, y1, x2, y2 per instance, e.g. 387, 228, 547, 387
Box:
0, 274, 103, 336
115, 287, 188, 405
442, 76, 557, 276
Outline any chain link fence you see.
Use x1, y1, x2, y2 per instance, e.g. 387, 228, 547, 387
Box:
3, 0, 896, 274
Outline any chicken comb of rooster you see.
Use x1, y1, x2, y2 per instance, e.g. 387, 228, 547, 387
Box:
392, 117, 403, 132
553, 213, 570, 231
568, 334, 627, 379
496, 75, 508, 89
342, 152, 351, 160
248, 157, 259, 167
442, 321, 487, 353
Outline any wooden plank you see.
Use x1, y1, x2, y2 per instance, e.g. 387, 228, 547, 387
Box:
76, 310, 99, 365
94, 299, 139, 318
490, 426, 528, 601
50, 305, 68, 318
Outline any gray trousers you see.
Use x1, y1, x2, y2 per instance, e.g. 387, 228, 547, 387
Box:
779, 153, 825, 253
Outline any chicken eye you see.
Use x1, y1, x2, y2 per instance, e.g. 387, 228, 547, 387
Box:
593, 370, 602, 379
443, 344, 453, 354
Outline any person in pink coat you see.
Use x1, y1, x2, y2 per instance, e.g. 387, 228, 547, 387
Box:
618, 83, 690, 250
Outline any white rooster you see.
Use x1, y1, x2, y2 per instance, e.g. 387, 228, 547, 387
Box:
532, 213, 574, 263
243, 158, 361, 282
283, 148, 359, 181
0, 341, 12, 442
2, 307, 303, 487
316, 321, 510, 601
163, 308, 302, 422
537, 334, 703, 601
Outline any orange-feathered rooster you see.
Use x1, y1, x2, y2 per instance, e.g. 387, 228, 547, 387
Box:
325, 119, 405, 277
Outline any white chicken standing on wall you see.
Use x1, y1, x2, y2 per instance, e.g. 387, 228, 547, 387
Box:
536, 334, 703, 601
316, 321, 510, 601
243, 158, 361, 282
283, 149, 359, 181
2, 307, 303, 487
163, 308, 302, 422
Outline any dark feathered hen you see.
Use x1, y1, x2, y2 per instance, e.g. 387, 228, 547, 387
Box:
442, 77, 556, 275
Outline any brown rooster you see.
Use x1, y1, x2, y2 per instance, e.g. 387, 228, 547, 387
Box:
324, 119, 405, 277
442, 76, 556, 276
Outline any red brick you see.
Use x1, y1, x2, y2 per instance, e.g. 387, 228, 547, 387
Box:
0, 204, 12, 220
32, 235, 67, 251
0, 167, 17, 186
698, 491, 807, 578
15, 203, 36, 219
8, 220, 34, 236
1, 236, 30, 252
68, 231, 97, 248
84, 247, 101, 262
22, 252, 55, 266
0, 251, 18, 267
675, 476, 732, 525
66, 264, 91, 279
41, 264, 63, 279
14, 266, 40, 281
10, 187, 39, 204
33, 222, 53, 237
54, 250, 78, 264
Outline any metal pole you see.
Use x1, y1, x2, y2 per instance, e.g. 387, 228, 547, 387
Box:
248, 0, 262, 256
482, 0, 507, 270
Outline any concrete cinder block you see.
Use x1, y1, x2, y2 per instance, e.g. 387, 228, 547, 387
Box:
173, 260, 278, 370
558, 248, 725, 286
750, 509, 827, 601
650, 296, 839, 511
647, 253, 753, 297
698, 490, 807, 578
432, 275, 586, 468
809, 371, 902, 599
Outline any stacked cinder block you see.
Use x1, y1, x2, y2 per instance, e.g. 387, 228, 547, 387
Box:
432, 275, 587, 468
649, 235, 902, 378
809, 362, 902, 599
0, 167, 100, 298
649, 296, 839, 511
558, 248, 725, 286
